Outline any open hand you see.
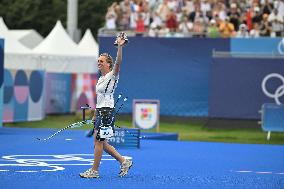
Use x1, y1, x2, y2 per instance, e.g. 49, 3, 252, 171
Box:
116, 37, 126, 46
114, 32, 128, 47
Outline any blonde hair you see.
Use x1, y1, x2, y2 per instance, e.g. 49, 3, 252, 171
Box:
100, 53, 113, 70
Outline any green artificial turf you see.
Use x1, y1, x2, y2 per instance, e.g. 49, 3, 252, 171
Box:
4, 114, 284, 145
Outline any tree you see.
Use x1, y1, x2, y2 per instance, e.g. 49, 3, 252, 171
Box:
0, 0, 66, 36
0, 0, 117, 38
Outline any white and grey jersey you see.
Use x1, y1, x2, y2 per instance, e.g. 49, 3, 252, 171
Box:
96, 70, 119, 108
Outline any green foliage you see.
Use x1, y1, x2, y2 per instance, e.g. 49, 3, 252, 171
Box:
0, 0, 117, 37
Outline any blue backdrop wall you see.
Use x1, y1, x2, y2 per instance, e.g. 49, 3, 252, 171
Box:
0, 39, 4, 127
3, 69, 45, 122
99, 37, 230, 116
45, 73, 72, 114
231, 38, 284, 55
209, 57, 284, 119
99, 37, 284, 119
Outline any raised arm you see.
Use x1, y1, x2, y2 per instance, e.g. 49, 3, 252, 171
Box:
113, 45, 122, 76
113, 36, 126, 76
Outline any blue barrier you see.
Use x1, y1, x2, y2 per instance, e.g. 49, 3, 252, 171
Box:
1, 37, 279, 122
0, 39, 3, 88
231, 38, 283, 55
99, 37, 230, 117
99, 37, 284, 119
0, 39, 4, 127
261, 103, 284, 140
209, 57, 284, 119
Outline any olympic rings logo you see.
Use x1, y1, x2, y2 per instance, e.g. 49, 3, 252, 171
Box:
278, 38, 284, 55
0, 154, 132, 173
262, 73, 284, 105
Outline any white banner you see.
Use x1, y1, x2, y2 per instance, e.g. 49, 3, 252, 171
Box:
133, 100, 159, 130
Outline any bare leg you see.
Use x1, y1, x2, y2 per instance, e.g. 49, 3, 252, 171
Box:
92, 131, 104, 171
103, 141, 125, 164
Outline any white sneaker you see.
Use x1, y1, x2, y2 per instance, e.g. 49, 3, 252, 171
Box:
79, 168, 99, 178
119, 159, 133, 177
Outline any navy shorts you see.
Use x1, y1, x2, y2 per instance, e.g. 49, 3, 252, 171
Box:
93, 107, 115, 131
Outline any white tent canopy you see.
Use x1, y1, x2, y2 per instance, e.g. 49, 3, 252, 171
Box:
0, 17, 40, 71
34, 21, 80, 56
78, 29, 99, 57
0, 17, 31, 54
10, 29, 43, 49
0, 17, 8, 34
1, 18, 96, 73
33, 21, 96, 73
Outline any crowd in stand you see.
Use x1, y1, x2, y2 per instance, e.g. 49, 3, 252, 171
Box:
104, 0, 284, 37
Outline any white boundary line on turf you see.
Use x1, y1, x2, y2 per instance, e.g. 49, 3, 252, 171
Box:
235, 170, 252, 173
255, 171, 272, 174
232, 170, 284, 175
0, 154, 132, 173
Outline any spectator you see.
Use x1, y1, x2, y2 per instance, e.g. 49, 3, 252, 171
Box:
259, 13, 272, 36
119, 12, 130, 30
142, 0, 151, 29
212, 2, 227, 21
200, 0, 211, 16
135, 13, 146, 35
152, 10, 163, 27
105, 3, 117, 30
237, 0, 248, 13
207, 19, 220, 38
252, 0, 260, 7
246, 5, 253, 31
148, 22, 159, 37
158, 24, 170, 37
239, 11, 247, 26
168, 0, 179, 12
120, 0, 132, 15
250, 23, 261, 37
190, 2, 209, 25
183, 0, 195, 15
227, 3, 241, 31
149, 0, 162, 14
178, 15, 193, 37
268, 9, 284, 37
261, 0, 273, 15
157, 0, 171, 22
115, 4, 123, 30
102, 0, 283, 37
119, 0, 132, 29
219, 17, 235, 37
175, 2, 185, 23
192, 17, 206, 37
276, 0, 284, 18
129, 1, 138, 29
252, 7, 262, 25
166, 9, 178, 32
236, 24, 250, 38
180, 6, 189, 21
189, 3, 202, 22
176, 0, 184, 13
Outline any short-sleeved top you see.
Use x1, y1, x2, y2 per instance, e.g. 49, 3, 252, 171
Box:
96, 70, 119, 108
